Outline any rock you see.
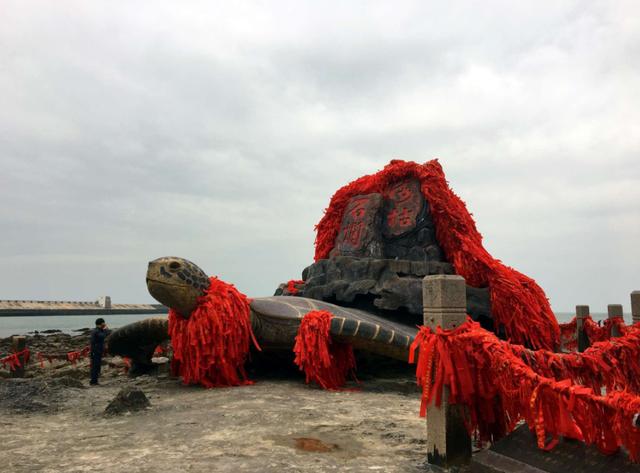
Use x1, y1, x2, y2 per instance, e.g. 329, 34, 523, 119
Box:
51, 376, 85, 389
105, 387, 150, 415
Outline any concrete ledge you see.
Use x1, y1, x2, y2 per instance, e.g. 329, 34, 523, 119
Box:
472, 450, 546, 473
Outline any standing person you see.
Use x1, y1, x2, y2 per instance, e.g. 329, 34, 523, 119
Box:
90, 318, 110, 386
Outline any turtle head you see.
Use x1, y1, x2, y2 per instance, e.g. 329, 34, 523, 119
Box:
146, 257, 211, 318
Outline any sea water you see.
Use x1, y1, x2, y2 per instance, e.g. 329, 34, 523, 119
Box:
0, 311, 613, 339
0, 313, 167, 338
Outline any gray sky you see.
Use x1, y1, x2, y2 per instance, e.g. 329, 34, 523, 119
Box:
1, 1, 638, 312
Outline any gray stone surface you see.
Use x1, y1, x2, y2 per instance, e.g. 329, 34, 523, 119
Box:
608, 304, 624, 318
471, 424, 637, 473
608, 304, 624, 337
632, 291, 640, 324
292, 257, 492, 328
575, 305, 591, 352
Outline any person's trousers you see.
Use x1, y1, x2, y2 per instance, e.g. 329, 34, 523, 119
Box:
90, 354, 102, 384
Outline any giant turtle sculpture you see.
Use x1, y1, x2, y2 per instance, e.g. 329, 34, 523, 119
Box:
108, 256, 418, 374
109, 160, 560, 375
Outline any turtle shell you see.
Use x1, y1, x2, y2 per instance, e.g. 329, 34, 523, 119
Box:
107, 297, 418, 370
250, 296, 417, 361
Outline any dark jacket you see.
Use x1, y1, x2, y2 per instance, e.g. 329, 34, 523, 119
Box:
90, 327, 110, 357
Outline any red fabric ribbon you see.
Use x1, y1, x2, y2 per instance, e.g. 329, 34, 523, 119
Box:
67, 346, 90, 365
153, 344, 167, 356
313, 159, 559, 350
0, 348, 30, 370
293, 310, 357, 390
286, 279, 304, 295
409, 319, 640, 460
559, 315, 631, 352
168, 276, 260, 388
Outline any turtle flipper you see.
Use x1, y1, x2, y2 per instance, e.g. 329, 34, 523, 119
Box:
107, 317, 169, 374
250, 297, 417, 361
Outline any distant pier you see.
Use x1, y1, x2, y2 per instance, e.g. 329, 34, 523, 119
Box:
0, 296, 168, 316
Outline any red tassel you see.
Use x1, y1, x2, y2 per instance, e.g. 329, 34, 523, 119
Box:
293, 310, 356, 390
168, 276, 260, 388
409, 319, 640, 461
286, 279, 304, 295
313, 159, 560, 350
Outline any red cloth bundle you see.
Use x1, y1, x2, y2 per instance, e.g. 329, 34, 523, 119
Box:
584, 316, 629, 343
67, 346, 90, 365
409, 319, 640, 460
293, 310, 357, 390
168, 276, 260, 388
286, 279, 305, 295
314, 160, 559, 350
0, 348, 30, 370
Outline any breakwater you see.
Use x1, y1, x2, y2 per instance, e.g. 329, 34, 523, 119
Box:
0, 299, 167, 316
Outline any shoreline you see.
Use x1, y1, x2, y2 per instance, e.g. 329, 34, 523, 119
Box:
0, 308, 167, 317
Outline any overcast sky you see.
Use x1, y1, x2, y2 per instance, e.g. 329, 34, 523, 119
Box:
1, 1, 638, 313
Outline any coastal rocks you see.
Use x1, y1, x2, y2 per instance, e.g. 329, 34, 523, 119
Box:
105, 387, 150, 415
0, 376, 85, 413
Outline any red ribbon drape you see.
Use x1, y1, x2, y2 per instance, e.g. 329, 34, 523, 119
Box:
559, 315, 632, 351
293, 310, 357, 390
409, 319, 640, 460
313, 160, 559, 350
168, 276, 260, 388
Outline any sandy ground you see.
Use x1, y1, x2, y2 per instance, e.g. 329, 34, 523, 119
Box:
0, 334, 438, 473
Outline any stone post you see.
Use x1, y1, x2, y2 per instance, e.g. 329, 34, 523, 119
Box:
423, 275, 471, 469
631, 291, 640, 325
607, 304, 624, 338
575, 305, 590, 352
10, 336, 27, 378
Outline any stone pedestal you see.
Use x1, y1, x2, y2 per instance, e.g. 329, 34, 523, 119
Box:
607, 304, 623, 338
631, 291, 640, 325
423, 275, 471, 469
575, 305, 590, 352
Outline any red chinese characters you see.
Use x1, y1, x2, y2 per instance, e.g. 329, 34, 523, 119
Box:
330, 194, 383, 258
383, 180, 423, 237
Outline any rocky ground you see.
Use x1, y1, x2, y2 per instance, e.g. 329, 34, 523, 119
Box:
0, 333, 451, 473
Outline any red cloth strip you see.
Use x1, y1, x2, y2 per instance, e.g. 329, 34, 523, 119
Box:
293, 310, 357, 390
410, 319, 640, 460
168, 276, 260, 388
0, 348, 30, 370
286, 279, 305, 295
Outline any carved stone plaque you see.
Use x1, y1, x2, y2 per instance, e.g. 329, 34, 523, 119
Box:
330, 193, 383, 258
383, 179, 424, 238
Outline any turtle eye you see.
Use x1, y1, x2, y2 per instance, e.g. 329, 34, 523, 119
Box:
169, 261, 181, 271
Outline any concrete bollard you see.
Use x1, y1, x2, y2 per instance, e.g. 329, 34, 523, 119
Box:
631, 291, 640, 325
423, 274, 471, 469
10, 336, 27, 378
575, 305, 590, 352
607, 304, 624, 338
